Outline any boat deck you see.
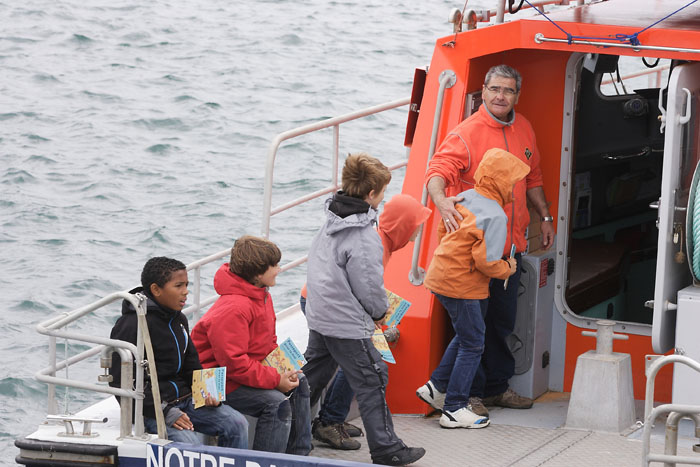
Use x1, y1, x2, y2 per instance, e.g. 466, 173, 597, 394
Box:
23, 391, 700, 466
313, 392, 700, 466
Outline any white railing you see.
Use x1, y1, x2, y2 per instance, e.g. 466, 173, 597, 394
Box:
261, 97, 411, 316
36, 98, 412, 431
642, 354, 700, 466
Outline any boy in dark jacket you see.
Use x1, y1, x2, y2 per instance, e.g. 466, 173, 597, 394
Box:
109, 256, 248, 448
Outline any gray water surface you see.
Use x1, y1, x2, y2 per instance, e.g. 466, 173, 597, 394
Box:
0, 0, 464, 462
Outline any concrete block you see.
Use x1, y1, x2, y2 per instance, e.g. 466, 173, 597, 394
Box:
565, 350, 636, 433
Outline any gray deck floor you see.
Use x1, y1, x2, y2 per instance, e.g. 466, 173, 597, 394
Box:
309, 393, 700, 466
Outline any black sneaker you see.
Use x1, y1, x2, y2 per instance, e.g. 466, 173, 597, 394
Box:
372, 446, 426, 465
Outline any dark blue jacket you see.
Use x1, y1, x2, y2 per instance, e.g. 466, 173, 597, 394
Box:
109, 287, 201, 419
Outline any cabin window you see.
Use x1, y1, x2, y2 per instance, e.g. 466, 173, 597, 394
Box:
598, 56, 671, 97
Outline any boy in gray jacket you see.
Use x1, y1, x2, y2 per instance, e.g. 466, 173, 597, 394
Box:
302, 152, 425, 466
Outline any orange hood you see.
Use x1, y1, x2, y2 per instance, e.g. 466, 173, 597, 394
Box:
378, 194, 432, 267
473, 148, 530, 207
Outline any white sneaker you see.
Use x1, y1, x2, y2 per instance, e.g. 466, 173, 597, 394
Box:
416, 380, 445, 411
439, 407, 490, 429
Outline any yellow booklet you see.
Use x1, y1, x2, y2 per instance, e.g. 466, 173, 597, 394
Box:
262, 337, 307, 375
191, 367, 226, 409
372, 328, 395, 364
384, 289, 411, 328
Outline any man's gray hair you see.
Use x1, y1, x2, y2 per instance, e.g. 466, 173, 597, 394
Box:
484, 65, 522, 92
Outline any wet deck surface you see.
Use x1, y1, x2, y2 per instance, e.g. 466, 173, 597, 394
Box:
310, 393, 700, 466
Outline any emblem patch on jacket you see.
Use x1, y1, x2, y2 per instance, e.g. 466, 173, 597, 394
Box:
525, 148, 532, 160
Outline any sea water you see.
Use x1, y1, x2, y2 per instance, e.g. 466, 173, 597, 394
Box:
2, 0, 652, 463
0, 0, 462, 462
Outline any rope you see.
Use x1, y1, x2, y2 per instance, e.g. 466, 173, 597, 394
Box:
523, 0, 699, 46
693, 177, 700, 279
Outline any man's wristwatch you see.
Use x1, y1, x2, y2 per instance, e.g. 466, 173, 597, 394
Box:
541, 215, 554, 222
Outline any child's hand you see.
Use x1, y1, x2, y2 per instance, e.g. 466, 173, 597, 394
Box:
374, 314, 386, 327
172, 413, 194, 431
506, 257, 517, 275
276, 370, 301, 393
204, 394, 221, 407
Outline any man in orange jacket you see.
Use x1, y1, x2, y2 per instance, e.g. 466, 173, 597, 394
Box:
424, 64, 554, 417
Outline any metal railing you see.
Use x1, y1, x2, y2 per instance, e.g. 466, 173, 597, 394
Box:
261, 97, 411, 316
262, 97, 410, 238
642, 354, 700, 466
35, 97, 412, 434
408, 70, 456, 286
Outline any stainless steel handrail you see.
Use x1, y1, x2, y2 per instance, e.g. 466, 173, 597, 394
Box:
535, 33, 700, 55
642, 354, 700, 466
261, 97, 410, 239
408, 70, 457, 285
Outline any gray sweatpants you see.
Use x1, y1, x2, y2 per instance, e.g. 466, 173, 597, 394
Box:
302, 329, 405, 458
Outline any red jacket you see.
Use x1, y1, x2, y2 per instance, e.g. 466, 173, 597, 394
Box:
191, 263, 280, 394
425, 104, 543, 254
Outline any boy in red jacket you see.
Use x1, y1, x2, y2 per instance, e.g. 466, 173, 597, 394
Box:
191, 236, 311, 455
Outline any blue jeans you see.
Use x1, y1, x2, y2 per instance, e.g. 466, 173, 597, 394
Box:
429, 294, 486, 413
300, 295, 354, 425
144, 397, 248, 449
470, 253, 522, 398
225, 375, 312, 455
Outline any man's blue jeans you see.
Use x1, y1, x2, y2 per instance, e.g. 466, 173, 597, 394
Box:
144, 397, 248, 449
225, 375, 312, 456
470, 253, 522, 398
429, 294, 486, 413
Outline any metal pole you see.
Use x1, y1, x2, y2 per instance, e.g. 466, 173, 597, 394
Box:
409, 69, 457, 285
496, 0, 506, 23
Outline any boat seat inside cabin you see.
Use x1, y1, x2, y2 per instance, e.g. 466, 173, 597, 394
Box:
566, 238, 629, 314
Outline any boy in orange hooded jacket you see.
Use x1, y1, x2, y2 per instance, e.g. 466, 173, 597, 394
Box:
416, 148, 529, 429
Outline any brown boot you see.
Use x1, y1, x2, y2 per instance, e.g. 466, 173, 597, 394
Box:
312, 419, 361, 450
468, 396, 489, 417
491, 388, 533, 409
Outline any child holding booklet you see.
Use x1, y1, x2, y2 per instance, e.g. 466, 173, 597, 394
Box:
191, 236, 312, 456
302, 153, 426, 466
301, 193, 431, 451
109, 257, 248, 448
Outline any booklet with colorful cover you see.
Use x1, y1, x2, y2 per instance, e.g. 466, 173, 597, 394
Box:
372, 328, 395, 364
191, 367, 226, 409
384, 289, 411, 328
262, 337, 307, 374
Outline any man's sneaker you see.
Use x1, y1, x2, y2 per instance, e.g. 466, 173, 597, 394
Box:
468, 396, 489, 417
416, 380, 445, 411
490, 387, 533, 409
372, 446, 426, 465
342, 421, 364, 437
439, 407, 490, 429
312, 419, 361, 450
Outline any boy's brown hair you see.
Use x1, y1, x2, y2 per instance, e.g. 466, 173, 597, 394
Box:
341, 152, 391, 199
229, 235, 281, 284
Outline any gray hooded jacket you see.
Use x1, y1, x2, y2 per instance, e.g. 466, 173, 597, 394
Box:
306, 193, 389, 339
